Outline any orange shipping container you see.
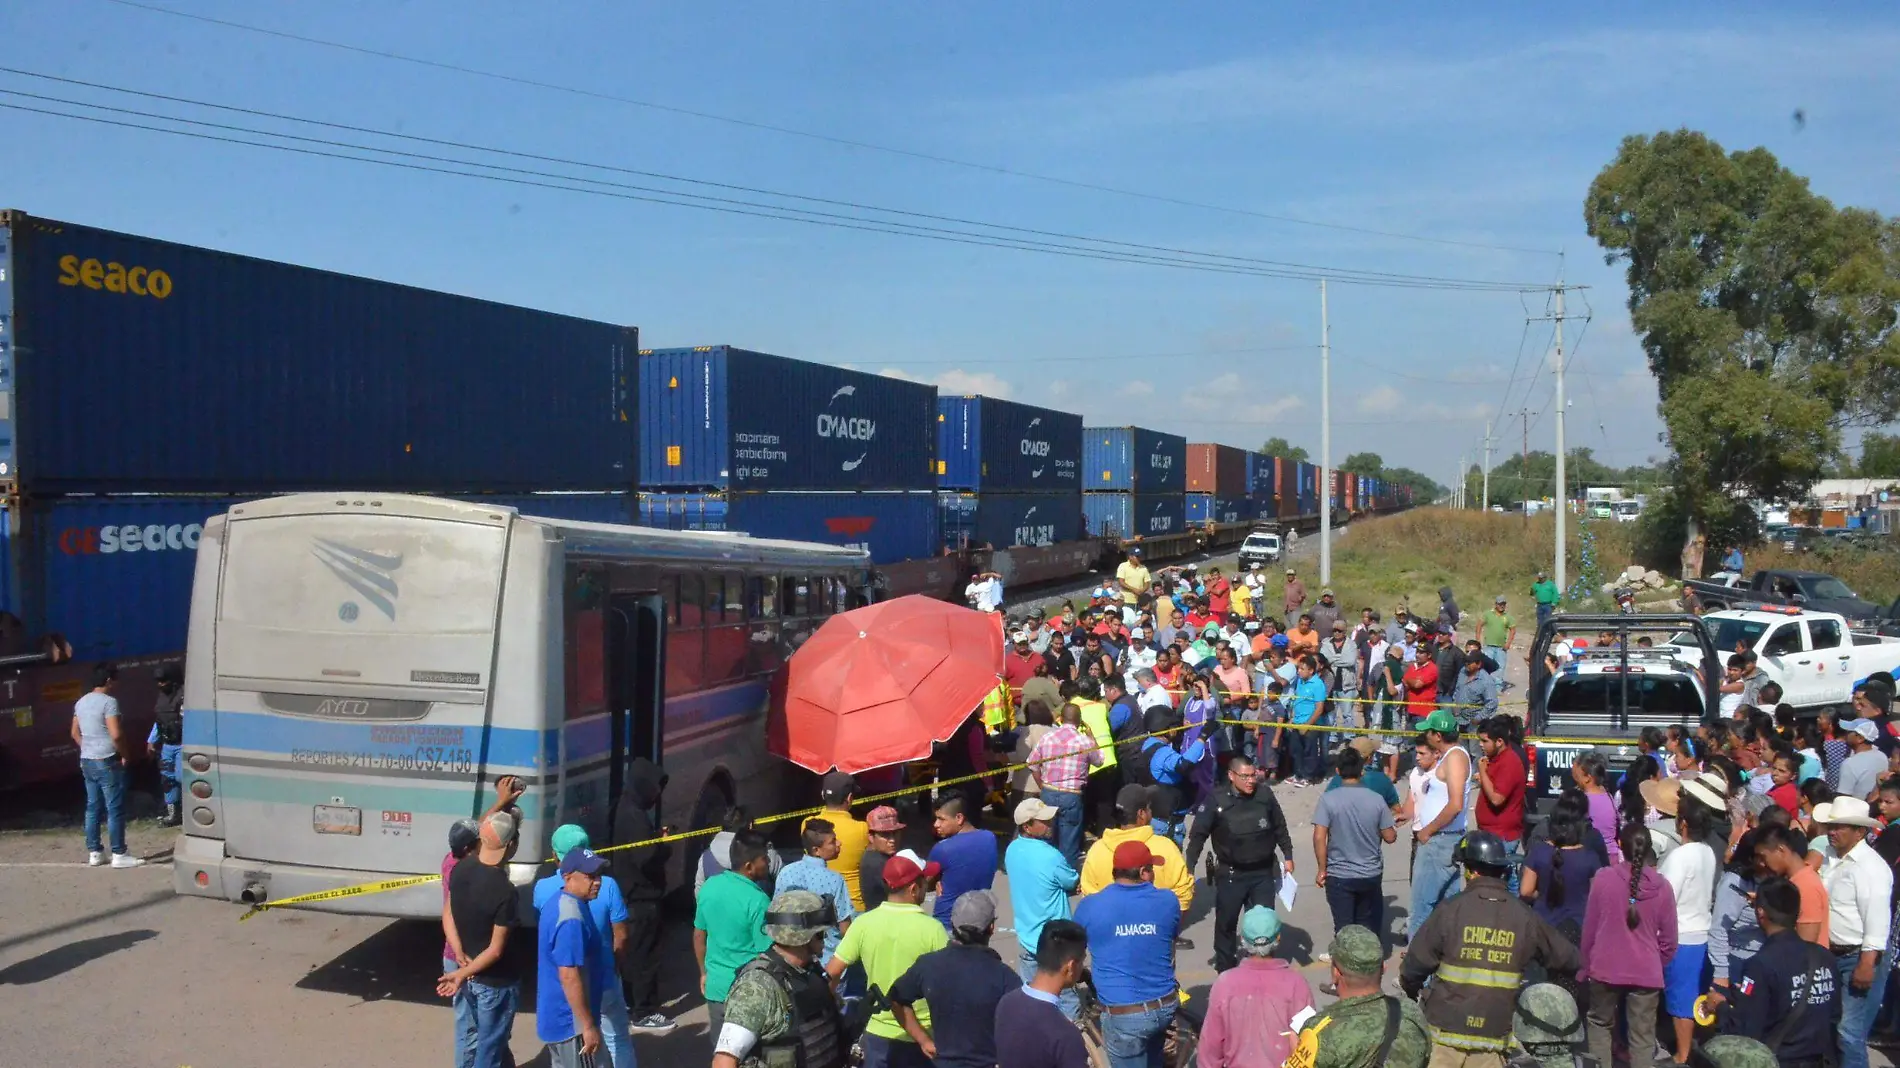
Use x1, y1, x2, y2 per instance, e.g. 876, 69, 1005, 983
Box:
1186, 443, 1249, 494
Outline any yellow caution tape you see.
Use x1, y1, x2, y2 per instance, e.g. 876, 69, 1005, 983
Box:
237, 873, 441, 922
1215, 717, 1652, 748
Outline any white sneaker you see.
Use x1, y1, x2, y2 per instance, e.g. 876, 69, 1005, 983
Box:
88, 851, 106, 867
1316, 951, 1332, 963
629, 1014, 677, 1035
110, 853, 146, 869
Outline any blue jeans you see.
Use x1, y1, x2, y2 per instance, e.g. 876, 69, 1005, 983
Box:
1289, 723, 1325, 780
1536, 603, 1554, 629
1835, 952, 1893, 1068
1502, 838, 1521, 897
861, 1033, 932, 1068
1408, 830, 1463, 939
80, 757, 128, 855
1483, 647, 1505, 678
451, 973, 520, 1068
158, 743, 183, 806
1099, 1002, 1176, 1068
1043, 788, 1085, 868
598, 978, 636, 1068
1017, 951, 1080, 1020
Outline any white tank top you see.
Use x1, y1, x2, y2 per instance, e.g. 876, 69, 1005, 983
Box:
1409, 765, 1449, 828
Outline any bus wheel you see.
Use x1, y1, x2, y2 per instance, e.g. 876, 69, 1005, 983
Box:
680, 777, 733, 887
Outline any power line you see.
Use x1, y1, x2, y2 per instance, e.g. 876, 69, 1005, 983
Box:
97, 0, 1560, 259
0, 78, 1547, 292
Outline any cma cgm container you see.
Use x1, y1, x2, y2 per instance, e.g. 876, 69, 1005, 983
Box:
640, 346, 935, 492
1186, 494, 1257, 526
0, 212, 637, 494
1246, 452, 1276, 504
1185, 443, 1248, 495
936, 396, 1083, 492
1082, 426, 1187, 492
636, 491, 936, 563
938, 491, 1082, 549
2, 492, 633, 662
1083, 493, 1185, 540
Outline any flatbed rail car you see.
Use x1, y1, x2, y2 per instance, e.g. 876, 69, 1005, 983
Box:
172, 493, 868, 918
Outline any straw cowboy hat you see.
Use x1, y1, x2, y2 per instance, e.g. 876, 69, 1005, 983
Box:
1813, 797, 1881, 829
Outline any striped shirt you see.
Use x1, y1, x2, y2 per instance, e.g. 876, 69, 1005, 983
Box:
1029, 724, 1102, 793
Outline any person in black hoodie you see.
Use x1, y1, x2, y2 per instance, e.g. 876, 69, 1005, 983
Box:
1436, 586, 1462, 631
611, 757, 676, 1033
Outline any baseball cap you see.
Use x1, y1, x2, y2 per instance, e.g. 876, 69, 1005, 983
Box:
866, 806, 905, 833
1012, 630, 1032, 643
447, 817, 482, 858
1127, 546, 1142, 556
1270, 633, 1289, 648
1495, 594, 1508, 604
1849, 719, 1881, 742
1013, 797, 1059, 825
1240, 906, 1282, 946
1115, 783, 1153, 815
821, 770, 856, 800
1112, 839, 1164, 870
559, 847, 608, 876
1438, 623, 1454, 635
1130, 628, 1146, 639
883, 849, 942, 889
1404, 621, 1420, 634
1250, 563, 1262, 570
1329, 925, 1385, 975
549, 823, 591, 860
480, 810, 518, 848
950, 889, 997, 931
1348, 736, 1380, 761
1285, 567, 1296, 574
1320, 587, 1334, 597
1419, 709, 1459, 735
764, 889, 833, 947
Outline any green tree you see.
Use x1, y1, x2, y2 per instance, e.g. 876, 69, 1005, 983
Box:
1585, 130, 1900, 575
1859, 433, 1900, 478
1382, 466, 1445, 503
1259, 437, 1310, 465
1340, 451, 1384, 478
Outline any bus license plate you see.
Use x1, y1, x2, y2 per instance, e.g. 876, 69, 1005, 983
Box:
313, 805, 362, 836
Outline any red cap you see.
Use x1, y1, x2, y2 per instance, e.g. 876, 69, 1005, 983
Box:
1112, 840, 1163, 870
883, 850, 942, 890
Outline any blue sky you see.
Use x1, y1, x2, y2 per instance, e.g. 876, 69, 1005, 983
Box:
6, 1, 1898, 488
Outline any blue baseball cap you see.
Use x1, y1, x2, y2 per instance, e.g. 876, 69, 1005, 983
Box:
559, 847, 608, 876
1270, 634, 1289, 648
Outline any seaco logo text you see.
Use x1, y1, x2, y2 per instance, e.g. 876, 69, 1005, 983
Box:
57, 255, 173, 299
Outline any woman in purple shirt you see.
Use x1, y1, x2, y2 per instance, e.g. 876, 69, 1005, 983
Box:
1577, 822, 1678, 1068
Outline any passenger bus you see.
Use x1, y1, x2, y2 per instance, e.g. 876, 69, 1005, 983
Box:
172, 493, 869, 918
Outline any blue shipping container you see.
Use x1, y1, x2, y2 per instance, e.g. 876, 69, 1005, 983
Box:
935, 396, 1083, 492
937, 492, 1082, 549
0, 212, 636, 494
639, 346, 936, 491
1081, 426, 1188, 492
1186, 495, 1256, 525
1083, 493, 1186, 540
1245, 452, 1276, 503
637, 491, 936, 564
10, 492, 632, 661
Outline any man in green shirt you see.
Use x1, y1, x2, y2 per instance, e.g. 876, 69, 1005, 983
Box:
825, 850, 948, 1068
1481, 596, 1516, 681
1530, 571, 1560, 630
696, 829, 775, 1035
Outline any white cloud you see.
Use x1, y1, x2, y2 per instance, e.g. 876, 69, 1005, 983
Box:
876, 367, 1015, 398
1119, 380, 1156, 397
1358, 386, 1404, 415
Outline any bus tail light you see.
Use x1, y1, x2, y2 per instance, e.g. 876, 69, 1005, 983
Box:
191, 807, 216, 826
194, 870, 209, 888
186, 753, 211, 773
190, 780, 213, 799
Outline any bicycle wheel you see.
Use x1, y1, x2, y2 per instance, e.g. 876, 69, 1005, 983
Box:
1075, 981, 1111, 1068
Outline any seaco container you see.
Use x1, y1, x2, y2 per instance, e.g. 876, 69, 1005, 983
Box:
1246, 452, 1276, 504
937, 491, 1082, 550
935, 396, 1083, 492
3, 492, 633, 662
0, 212, 636, 494
1186, 494, 1257, 526
1185, 443, 1249, 495
1083, 493, 1185, 540
640, 346, 936, 492
636, 491, 936, 564
1081, 426, 1187, 492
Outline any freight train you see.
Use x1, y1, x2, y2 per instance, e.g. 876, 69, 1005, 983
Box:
0, 211, 1410, 788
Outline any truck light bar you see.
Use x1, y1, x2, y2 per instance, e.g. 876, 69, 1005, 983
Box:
1732, 602, 1802, 615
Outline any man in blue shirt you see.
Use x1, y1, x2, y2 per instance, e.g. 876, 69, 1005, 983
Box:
1005, 798, 1082, 1018
929, 795, 999, 930
1286, 655, 1331, 786
532, 825, 634, 1068
775, 818, 857, 963
1073, 840, 1181, 1068
537, 847, 613, 1068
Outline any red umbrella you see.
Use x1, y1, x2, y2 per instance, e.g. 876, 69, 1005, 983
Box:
769, 595, 1004, 774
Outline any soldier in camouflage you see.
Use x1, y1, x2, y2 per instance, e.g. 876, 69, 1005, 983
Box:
1286, 926, 1430, 1068
1697, 1036, 1776, 1068
1505, 984, 1591, 1068
712, 889, 846, 1068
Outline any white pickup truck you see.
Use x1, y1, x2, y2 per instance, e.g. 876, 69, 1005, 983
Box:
1666, 606, 1900, 713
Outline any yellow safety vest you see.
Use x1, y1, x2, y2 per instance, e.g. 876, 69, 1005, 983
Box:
981, 680, 1012, 732
1075, 699, 1117, 771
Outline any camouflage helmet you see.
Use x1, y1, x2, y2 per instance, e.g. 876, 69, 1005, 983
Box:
1513, 983, 1583, 1052
763, 889, 834, 948
1698, 1037, 1776, 1068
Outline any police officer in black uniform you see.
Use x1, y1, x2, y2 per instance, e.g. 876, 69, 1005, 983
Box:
1185, 750, 1294, 971
1716, 875, 1840, 1068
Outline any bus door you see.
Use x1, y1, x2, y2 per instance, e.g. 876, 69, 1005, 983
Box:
606, 593, 665, 827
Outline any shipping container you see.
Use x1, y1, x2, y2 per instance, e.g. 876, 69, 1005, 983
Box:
639, 346, 935, 491
935, 396, 1083, 492
937, 491, 1082, 550
636, 491, 936, 563
0, 212, 636, 494
1186, 494, 1257, 526
1246, 452, 1276, 504
1185, 443, 1249, 495
1081, 426, 1188, 492
1083, 493, 1185, 540
1, 492, 633, 662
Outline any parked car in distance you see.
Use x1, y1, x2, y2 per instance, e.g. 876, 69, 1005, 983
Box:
1681, 568, 1884, 622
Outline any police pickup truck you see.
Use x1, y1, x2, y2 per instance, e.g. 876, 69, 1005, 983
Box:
1524, 614, 1722, 807
1237, 527, 1282, 568
1665, 605, 1900, 715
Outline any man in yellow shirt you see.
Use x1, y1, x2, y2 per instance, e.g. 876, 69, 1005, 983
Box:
1231, 578, 1254, 620
1080, 784, 1196, 917
1115, 548, 1150, 608
804, 771, 871, 910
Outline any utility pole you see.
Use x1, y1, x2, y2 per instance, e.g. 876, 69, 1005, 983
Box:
1456, 452, 1466, 509
1529, 282, 1589, 593
1319, 279, 1331, 586
1520, 407, 1530, 526
1482, 419, 1493, 512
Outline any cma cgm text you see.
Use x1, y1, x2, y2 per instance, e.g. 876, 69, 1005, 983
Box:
56, 255, 173, 299
816, 415, 875, 441
59, 524, 203, 555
